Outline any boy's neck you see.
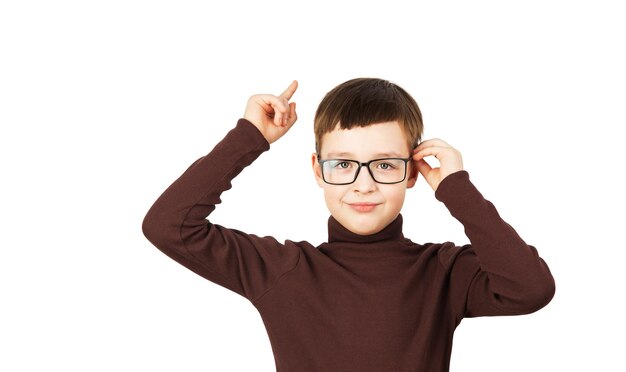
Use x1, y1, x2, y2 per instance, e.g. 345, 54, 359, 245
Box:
327, 214, 404, 244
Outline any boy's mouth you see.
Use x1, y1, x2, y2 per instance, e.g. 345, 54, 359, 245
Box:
348, 203, 380, 212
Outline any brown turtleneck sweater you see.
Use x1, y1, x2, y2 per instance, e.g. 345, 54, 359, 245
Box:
142, 118, 555, 372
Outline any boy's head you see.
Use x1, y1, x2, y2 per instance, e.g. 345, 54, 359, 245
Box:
311, 78, 424, 236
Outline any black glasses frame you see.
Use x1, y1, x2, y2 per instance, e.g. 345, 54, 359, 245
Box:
317, 155, 412, 185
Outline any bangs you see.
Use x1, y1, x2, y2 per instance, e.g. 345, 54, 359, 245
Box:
314, 78, 423, 153
331, 98, 406, 132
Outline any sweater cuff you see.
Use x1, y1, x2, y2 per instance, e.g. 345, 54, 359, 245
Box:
434, 170, 484, 214
234, 118, 270, 151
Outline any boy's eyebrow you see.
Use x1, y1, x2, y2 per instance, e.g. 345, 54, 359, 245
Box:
325, 151, 405, 158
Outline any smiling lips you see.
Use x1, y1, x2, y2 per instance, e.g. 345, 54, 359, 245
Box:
348, 203, 380, 212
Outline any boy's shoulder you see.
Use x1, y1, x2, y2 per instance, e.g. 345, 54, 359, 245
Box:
403, 237, 473, 267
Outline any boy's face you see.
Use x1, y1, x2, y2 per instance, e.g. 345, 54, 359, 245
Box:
311, 121, 418, 236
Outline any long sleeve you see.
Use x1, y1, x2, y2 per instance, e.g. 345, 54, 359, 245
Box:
141, 118, 301, 302
434, 170, 555, 319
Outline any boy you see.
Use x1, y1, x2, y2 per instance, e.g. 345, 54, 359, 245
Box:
142, 78, 555, 371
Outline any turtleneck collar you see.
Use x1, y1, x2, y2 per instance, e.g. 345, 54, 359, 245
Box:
327, 213, 405, 244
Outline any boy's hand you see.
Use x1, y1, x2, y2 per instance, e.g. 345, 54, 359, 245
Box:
412, 139, 464, 192
243, 80, 298, 145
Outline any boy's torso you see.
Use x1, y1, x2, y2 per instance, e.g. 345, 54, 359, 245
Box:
250, 238, 461, 372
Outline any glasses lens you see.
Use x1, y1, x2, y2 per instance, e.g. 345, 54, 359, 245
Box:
322, 160, 359, 184
369, 158, 407, 183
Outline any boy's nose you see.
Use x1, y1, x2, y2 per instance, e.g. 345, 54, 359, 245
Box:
352, 166, 377, 192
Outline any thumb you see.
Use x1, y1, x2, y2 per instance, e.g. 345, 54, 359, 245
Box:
415, 158, 431, 176
285, 101, 297, 127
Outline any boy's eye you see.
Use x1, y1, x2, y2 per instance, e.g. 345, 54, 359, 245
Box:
375, 161, 397, 170
334, 161, 353, 169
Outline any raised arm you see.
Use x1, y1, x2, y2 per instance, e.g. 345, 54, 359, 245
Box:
142, 82, 301, 302
435, 170, 556, 318
413, 138, 554, 318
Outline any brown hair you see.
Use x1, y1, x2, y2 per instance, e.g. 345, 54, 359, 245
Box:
314, 77, 423, 155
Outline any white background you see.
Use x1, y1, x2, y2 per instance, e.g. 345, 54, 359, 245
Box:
1, 1, 624, 371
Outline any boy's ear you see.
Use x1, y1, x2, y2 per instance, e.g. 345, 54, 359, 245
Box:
406, 160, 418, 188
311, 153, 325, 188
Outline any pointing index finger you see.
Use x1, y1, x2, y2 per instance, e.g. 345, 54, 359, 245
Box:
280, 80, 298, 100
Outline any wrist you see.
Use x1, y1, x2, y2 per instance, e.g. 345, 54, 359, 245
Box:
237, 117, 270, 147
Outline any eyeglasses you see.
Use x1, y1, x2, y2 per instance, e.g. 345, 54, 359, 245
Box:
317, 155, 412, 185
